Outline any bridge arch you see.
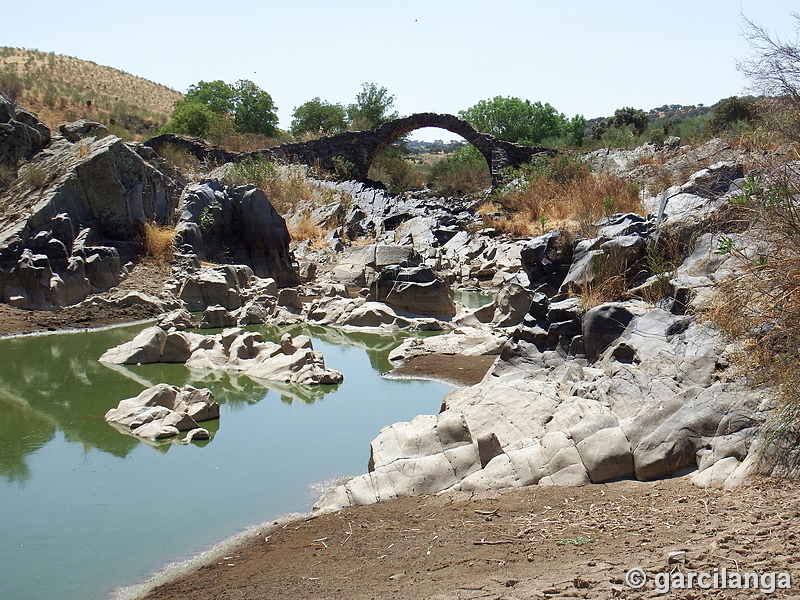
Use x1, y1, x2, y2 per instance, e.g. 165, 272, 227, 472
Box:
367, 113, 495, 181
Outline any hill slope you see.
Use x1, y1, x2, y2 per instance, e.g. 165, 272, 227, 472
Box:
0, 47, 182, 139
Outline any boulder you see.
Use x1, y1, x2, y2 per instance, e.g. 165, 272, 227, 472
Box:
99, 327, 343, 386
178, 264, 254, 311
98, 326, 166, 364
199, 304, 236, 329
0, 94, 51, 169
176, 180, 298, 286
373, 265, 456, 317
105, 383, 219, 441
58, 120, 109, 143
157, 308, 198, 330
582, 303, 636, 360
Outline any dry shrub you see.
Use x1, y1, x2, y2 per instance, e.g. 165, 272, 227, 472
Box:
22, 163, 47, 188
154, 142, 200, 173
223, 158, 321, 214
706, 162, 800, 438
140, 221, 176, 264
288, 215, 325, 245
482, 212, 535, 237
0, 162, 13, 187
494, 156, 642, 237
578, 250, 635, 309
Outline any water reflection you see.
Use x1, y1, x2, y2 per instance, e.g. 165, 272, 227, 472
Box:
0, 321, 452, 600
0, 322, 435, 480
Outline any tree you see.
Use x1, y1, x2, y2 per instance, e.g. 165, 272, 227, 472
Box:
160, 101, 215, 137
347, 83, 398, 130
232, 80, 279, 137
591, 107, 649, 139
184, 80, 236, 114
738, 13, 800, 139
458, 96, 576, 145
161, 79, 278, 138
709, 96, 759, 133
738, 14, 800, 101
291, 97, 348, 136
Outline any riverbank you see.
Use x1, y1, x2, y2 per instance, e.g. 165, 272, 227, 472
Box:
138, 476, 800, 600
0, 262, 171, 337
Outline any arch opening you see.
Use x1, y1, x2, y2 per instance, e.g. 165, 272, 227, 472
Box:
365, 117, 493, 195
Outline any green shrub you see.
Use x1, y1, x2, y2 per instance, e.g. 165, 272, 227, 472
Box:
428, 145, 491, 196
367, 145, 427, 193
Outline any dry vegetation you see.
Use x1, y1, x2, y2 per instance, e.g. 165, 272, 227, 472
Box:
140, 221, 177, 265
481, 155, 643, 238
222, 157, 350, 246
707, 160, 800, 435
0, 47, 182, 139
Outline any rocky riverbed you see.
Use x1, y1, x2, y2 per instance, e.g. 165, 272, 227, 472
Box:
2, 92, 799, 599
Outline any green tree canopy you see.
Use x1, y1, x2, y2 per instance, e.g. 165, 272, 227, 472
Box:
709, 96, 759, 133
458, 96, 580, 146
291, 97, 348, 136
232, 79, 279, 136
347, 82, 399, 130
162, 79, 278, 138
591, 107, 649, 139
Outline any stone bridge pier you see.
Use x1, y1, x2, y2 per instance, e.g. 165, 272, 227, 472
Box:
147, 113, 556, 188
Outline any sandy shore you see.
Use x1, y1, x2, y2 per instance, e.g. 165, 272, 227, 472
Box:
135, 476, 800, 600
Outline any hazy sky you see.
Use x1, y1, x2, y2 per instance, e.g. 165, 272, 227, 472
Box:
6, 1, 799, 141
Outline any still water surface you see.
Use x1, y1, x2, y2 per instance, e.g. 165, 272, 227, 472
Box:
0, 323, 450, 600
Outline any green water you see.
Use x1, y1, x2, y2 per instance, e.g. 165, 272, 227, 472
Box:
453, 288, 495, 309
0, 323, 450, 600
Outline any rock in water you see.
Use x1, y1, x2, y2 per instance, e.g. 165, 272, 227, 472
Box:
105, 384, 219, 441
99, 327, 344, 386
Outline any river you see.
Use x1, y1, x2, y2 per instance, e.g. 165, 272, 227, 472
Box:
0, 322, 452, 600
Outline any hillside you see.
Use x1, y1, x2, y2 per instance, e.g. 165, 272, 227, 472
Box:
0, 47, 182, 139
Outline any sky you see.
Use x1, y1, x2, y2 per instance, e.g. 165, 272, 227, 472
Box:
5, 0, 800, 141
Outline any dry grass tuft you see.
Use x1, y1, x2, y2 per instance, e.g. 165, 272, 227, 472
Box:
577, 250, 635, 310
21, 163, 47, 188
288, 215, 327, 247
154, 142, 200, 173
140, 221, 177, 264
493, 156, 643, 239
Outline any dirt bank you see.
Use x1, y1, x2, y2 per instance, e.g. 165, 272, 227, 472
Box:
141, 476, 799, 600
0, 262, 171, 337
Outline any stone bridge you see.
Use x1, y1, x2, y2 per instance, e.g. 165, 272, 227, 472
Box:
146, 113, 556, 187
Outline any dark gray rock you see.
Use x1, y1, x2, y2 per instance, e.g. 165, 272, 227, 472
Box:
177, 180, 298, 286
58, 120, 109, 143
582, 303, 636, 360
0, 94, 51, 168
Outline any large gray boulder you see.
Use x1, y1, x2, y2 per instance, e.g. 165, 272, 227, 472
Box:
0, 134, 182, 308
176, 180, 298, 286
0, 94, 51, 169
58, 120, 109, 143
